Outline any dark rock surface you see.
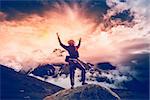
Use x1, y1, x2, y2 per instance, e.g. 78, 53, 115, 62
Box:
31, 64, 55, 78
44, 84, 120, 100
97, 62, 116, 70
0, 64, 64, 100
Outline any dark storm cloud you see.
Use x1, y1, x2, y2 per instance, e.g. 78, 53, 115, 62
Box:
0, 0, 56, 20
111, 9, 134, 22
85, 0, 110, 15
0, 0, 134, 25
0, 0, 110, 20
83, 0, 110, 26
1, 0, 44, 13
119, 0, 126, 2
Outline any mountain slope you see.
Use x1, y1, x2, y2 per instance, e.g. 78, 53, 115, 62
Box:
0, 64, 64, 100
44, 84, 120, 100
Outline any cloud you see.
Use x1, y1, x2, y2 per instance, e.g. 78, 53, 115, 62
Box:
0, 0, 149, 71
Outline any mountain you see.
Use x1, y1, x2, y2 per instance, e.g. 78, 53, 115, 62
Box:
96, 62, 116, 70
44, 84, 120, 100
0, 64, 64, 100
30, 61, 116, 80
31, 64, 55, 79
30, 61, 92, 79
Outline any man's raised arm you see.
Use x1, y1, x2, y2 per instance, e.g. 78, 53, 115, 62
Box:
56, 33, 67, 49
77, 38, 81, 49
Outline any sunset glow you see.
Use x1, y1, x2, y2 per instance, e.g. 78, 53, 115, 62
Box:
0, 0, 149, 71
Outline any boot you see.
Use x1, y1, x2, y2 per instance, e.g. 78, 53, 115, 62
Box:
71, 85, 74, 89
82, 82, 88, 85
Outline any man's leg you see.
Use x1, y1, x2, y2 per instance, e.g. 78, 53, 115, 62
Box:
69, 61, 75, 88
76, 61, 87, 85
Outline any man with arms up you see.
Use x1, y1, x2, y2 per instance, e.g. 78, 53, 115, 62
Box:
56, 33, 87, 89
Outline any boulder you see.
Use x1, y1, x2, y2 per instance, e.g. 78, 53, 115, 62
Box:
44, 84, 120, 100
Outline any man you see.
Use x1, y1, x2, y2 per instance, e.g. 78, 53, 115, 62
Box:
56, 33, 87, 89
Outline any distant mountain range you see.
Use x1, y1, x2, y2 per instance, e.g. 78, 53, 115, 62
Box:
0, 53, 149, 100
28, 61, 116, 79
0, 62, 149, 100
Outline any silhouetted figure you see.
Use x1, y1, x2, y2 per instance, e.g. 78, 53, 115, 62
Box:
56, 33, 87, 89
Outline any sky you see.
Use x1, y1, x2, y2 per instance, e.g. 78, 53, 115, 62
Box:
0, 0, 149, 71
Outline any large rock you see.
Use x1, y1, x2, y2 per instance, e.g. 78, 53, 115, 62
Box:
44, 84, 120, 100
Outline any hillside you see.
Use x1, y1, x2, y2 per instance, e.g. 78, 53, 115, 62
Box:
44, 84, 120, 100
0, 64, 64, 100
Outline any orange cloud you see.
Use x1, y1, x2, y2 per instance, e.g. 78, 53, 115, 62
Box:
0, 1, 149, 71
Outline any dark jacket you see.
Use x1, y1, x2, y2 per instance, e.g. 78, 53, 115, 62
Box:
58, 37, 81, 59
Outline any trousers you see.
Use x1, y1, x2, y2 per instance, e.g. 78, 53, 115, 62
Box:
68, 59, 86, 86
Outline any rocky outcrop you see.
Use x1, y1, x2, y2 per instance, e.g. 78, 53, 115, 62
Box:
31, 64, 55, 78
44, 84, 120, 100
0, 64, 64, 100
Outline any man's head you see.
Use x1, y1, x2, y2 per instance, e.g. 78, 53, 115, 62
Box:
68, 40, 75, 46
